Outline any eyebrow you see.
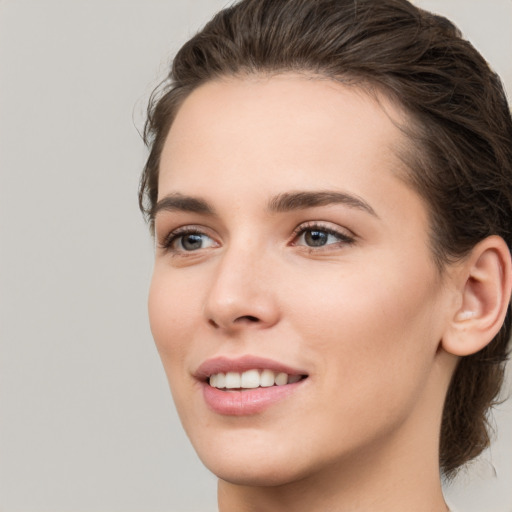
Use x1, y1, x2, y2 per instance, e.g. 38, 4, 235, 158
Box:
151, 193, 216, 218
152, 190, 377, 219
267, 191, 378, 217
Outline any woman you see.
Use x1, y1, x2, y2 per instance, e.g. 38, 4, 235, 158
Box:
139, 0, 512, 510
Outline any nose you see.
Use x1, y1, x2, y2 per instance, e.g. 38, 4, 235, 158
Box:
203, 244, 280, 332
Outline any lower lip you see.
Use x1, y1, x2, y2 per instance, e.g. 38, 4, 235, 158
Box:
201, 380, 305, 416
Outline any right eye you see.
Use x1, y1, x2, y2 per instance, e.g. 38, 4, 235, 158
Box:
163, 228, 218, 253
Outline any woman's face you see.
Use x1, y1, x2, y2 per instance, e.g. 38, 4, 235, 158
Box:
149, 75, 455, 486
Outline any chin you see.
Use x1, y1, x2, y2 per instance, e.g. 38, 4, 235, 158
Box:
205, 456, 309, 487
190, 432, 314, 487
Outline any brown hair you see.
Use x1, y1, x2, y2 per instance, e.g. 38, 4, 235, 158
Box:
139, 0, 512, 477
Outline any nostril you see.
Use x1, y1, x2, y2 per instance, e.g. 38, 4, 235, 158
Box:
207, 315, 261, 329
236, 315, 259, 323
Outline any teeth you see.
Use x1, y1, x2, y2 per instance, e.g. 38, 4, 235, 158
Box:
225, 372, 241, 389
216, 372, 226, 388
260, 369, 275, 387
240, 369, 260, 388
275, 372, 288, 386
209, 369, 303, 389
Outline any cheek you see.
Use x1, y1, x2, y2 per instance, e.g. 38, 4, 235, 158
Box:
148, 270, 205, 426
148, 270, 196, 367
287, 259, 441, 405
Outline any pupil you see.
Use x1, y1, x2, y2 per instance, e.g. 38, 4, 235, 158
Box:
305, 230, 327, 247
182, 234, 203, 250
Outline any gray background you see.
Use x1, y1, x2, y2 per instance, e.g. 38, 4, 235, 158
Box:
0, 1, 510, 511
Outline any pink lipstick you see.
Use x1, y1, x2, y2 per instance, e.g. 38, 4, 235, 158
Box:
195, 355, 308, 416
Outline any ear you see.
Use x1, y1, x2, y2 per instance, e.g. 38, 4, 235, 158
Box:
442, 236, 512, 356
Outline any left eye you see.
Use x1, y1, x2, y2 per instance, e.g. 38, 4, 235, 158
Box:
295, 227, 352, 248
172, 232, 216, 251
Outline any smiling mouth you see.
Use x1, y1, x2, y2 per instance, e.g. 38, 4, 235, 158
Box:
208, 369, 307, 390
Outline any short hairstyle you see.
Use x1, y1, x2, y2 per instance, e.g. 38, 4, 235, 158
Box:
139, 0, 512, 477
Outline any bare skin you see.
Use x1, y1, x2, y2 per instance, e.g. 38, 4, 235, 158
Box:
149, 74, 510, 511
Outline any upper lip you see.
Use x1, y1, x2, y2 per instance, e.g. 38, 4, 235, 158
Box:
194, 355, 308, 381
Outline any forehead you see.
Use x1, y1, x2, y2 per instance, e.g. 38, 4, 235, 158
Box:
160, 74, 412, 202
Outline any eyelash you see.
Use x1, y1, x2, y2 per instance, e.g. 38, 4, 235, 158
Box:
291, 222, 356, 250
160, 226, 214, 253
159, 222, 355, 255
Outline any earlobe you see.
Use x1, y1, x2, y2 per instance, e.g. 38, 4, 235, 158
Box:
442, 236, 512, 357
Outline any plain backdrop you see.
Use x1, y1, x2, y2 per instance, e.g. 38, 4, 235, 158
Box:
0, 1, 511, 511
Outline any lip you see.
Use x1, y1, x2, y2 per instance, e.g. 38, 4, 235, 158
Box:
194, 355, 306, 380
195, 355, 308, 416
